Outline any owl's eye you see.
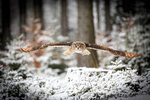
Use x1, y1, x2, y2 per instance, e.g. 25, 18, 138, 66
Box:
80, 45, 82, 48
75, 44, 78, 48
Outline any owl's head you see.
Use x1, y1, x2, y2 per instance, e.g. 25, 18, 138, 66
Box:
71, 41, 86, 53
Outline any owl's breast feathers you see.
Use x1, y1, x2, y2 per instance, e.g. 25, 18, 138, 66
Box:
63, 41, 91, 56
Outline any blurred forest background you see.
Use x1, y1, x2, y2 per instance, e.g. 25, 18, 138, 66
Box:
0, 0, 150, 74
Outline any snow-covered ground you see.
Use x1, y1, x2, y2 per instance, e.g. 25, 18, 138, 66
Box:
0, 65, 150, 100
110, 95, 150, 100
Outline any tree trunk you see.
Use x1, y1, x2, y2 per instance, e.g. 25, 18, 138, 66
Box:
34, 0, 43, 26
77, 0, 99, 68
0, 0, 1, 25
1, 0, 11, 50
96, 0, 100, 29
19, 0, 26, 34
26, 0, 34, 26
10, 0, 20, 38
42, 0, 58, 32
0, 0, 2, 48
60, 0, 68, 36
104, 0, 112, 34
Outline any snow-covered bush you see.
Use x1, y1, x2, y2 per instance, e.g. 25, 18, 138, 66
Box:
1, 63, 150, 100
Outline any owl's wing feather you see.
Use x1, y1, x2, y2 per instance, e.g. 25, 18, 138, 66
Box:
63, 47, 75, 55
16, 41, 142, 58
86, 43, 142, 58
46, 42, 72, 47
17, 42, 72, 52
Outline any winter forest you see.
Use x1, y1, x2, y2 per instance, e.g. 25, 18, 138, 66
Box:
0, 0, 150, 100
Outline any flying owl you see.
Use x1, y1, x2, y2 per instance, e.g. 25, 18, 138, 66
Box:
17, 41, 142, 58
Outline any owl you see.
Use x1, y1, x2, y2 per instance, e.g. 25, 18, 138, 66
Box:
63, 41, 90, 56
17, 41, 142, 58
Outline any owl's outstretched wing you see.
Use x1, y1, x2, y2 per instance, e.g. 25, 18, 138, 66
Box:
17, 41, 142, 58
86, 43, 142, 58
17, 42, 72, 52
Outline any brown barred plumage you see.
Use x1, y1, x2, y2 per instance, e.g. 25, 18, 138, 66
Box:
85, 43, 142, 58
16, 42, 72, 52
16, 41, 142, 58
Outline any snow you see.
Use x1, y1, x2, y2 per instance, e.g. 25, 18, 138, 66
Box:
110, 95, 150, 100
1, 64, 150, 100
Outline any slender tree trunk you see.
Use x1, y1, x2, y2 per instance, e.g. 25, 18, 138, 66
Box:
26, 0, 34, 25
34, 0, 43, 26
10, 0, 20, 38
77, 0, 99, 68
104, 0, 112, 34
1, 0, 11, 50
96, 0, 100, 29
0, 0, 2, 48
60, 0, 68, 36
25, 0, 35, 39
19, 0, 26, 34
0, 0, 1, 26
43, 0, 58, 32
